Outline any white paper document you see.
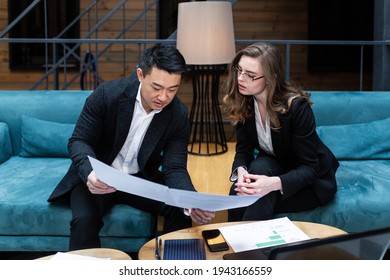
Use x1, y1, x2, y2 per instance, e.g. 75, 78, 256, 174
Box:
89, 157, 260, 211
219, 217, 311, 252
50, 252, 110, 260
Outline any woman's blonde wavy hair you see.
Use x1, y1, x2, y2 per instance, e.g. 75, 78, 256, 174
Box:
222, 42, 311, 129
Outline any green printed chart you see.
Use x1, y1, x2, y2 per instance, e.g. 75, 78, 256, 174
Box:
219, 217, 311, 252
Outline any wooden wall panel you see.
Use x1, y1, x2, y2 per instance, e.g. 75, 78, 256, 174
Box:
0, 0, 157, 90
0, 0, 373, 92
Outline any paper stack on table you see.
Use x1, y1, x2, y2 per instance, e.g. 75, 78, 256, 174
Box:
219, 217, 311, 252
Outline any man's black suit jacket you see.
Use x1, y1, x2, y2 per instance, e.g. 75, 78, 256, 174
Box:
48, 78, 195, 202
232, 98, 339, 205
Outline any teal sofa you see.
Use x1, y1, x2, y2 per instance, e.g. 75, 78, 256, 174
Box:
0, 90, 155, 252
1, 90, 390, 253
275, 91, 390, 233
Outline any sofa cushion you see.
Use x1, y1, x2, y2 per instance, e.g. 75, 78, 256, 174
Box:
0, 90, 91, 156
0, 122, 12, 164
316, 117, 390, 160
0, 156, 154, 237
0, 236, 150, 252
310, 91, 390, 126
275, 160, 390, 233
20, 116, 75, 158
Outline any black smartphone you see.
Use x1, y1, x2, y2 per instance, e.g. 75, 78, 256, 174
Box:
202, 229, 229, 252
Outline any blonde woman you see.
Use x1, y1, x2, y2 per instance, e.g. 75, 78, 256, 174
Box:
222, 42, 339, 221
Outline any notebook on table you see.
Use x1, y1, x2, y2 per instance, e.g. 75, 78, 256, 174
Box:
223, 226, 390, 260
163, 239, 206, 260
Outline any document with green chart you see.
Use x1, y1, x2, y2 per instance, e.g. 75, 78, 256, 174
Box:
219, 217, 310, 252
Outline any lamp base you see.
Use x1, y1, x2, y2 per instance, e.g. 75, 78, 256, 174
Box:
188, 142, 228, 156
188, 65, 228, 156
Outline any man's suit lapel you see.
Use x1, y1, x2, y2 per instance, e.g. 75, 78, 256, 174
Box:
138, 105, 172, 170
111, 82, 137, 162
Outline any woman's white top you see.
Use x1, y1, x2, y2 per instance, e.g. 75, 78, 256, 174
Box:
254, 99, 274, 155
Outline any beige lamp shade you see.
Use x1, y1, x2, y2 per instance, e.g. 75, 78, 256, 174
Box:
176, 1, 236, 65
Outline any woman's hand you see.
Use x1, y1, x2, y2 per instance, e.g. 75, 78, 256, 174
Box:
237, 166, 249, 184
234, 174, 281, 197
87, 170, 116, 194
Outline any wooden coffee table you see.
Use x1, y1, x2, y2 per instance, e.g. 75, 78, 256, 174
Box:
37, 248, 132, 260
138, 221, 347, 260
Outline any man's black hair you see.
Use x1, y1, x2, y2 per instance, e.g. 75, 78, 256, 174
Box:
139, 44, 187, 76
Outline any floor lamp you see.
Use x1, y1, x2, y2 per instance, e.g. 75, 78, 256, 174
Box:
177, 1, 236, 156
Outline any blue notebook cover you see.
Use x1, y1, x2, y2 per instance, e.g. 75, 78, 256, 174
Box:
163, 239, 206, 260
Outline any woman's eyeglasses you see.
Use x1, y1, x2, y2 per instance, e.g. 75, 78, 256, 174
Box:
235, 67, 264, 82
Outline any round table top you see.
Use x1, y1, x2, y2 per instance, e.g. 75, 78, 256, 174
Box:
138, 221, 347, 260
37, 248, 132, 260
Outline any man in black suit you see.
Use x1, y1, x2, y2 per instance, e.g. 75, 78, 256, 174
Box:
48, 44, 215, 250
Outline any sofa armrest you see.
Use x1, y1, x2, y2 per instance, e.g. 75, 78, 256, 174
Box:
0, 122, 13, 164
